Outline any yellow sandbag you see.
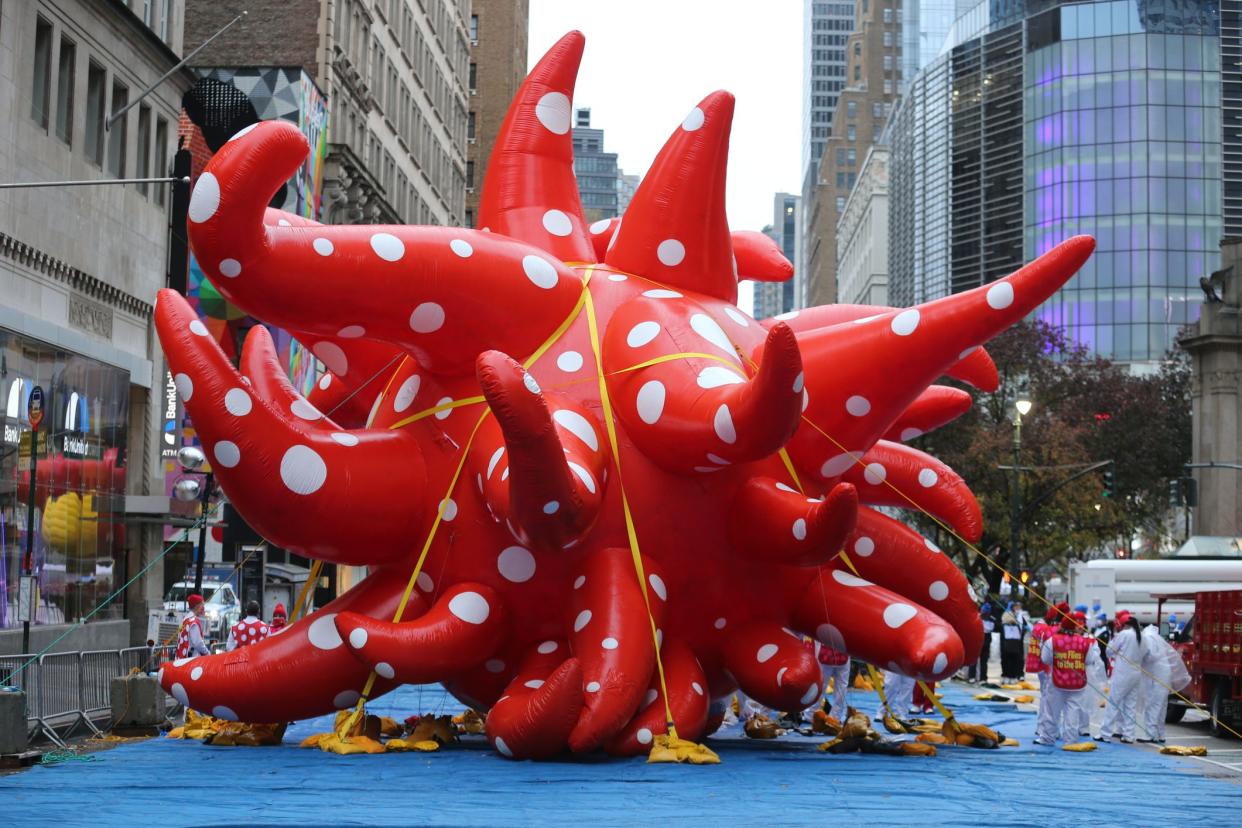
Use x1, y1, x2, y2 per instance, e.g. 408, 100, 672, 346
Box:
299, 733, 327, 749
379, 716, 403, 738
647, 734, 720, 764
817, 737, 844, 752
956, 721, 1000, 742
1013, 695, 1035, 704
916, 732, 949, 745
1160, 745, 1207, 757
900, 741, 937, 757
744, 715, 783, 739
882, 714, 909, 734
386, 738, 440, 752
1062, 741, 1097, 752
811, 710, 840, 735
452, 709, 486, 735
315, 733, 386, 755
840, 709, 872, 740
166, 726, 186, 739
1001, 738, 1020, 747
204, 722, 286, 747
853, 674, 874, 691
407, 715, 457, 745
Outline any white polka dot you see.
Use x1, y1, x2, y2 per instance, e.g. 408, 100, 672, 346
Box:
224, 388, 252, 416
756, 643, 778, 663
713, 404, 736, 444
189, 319, 209, 337
900, 427, 923, 441
394, 376, 421, 412
891, 309, 920, 336
608, 273, 627, 281
707, 453, 730, 466
172, 657, 197, 669
714, 617, 727, 630
573, 575, 586, 590
227, 123, 259, 142
723, 306, 750, 327
643, 688, 659, 709
313, 341, 348, 375
831, 569, 873, 587
337, 325, 365, 339
557, 351, 583, 372
552, 409, 598, 451
543, 500, 559, 514
542, 209, 573, 236
318, 373, 332, 391
918, 468, 939, 487
775, 482, 797, 493
523, 373, 541, 394
213, 441, 240, 468
690, 314, 735, 356
626, 321, 661, 348
590, 218, 612, 234
188, 172, 220, 223
601, 637, 619, 650
435, 396, 453, 420
821, 451, 863, 477
523, 679, 545, 690
883, 603, 918, 629
498, 546, 536, 583
308, 613, 342, 650
801, 684, 821, 705
439, 498, 457, 521
334, 690, 360, 709
349, 628, 368, 649
642, 289, 682, 299
212, 705, 238, 721
567, 461, 596, 493
691, 682, 704, 696
802, 389, 809, 411
959, 346, 979, 360
925, 537, 941, 553
218, 258, 241, 278
280, 445, 328, 495
450, 238, 473, 257
483, 659, 505, 674
313, 238, 335, 256
278, 219, 291, 227
929, 581, 950, 601
417, 572, 434, 592
648, 573, 667, 600
537, 640, 559, 655
863, 463, 887, 485
816, 623, 846, 649
410, 303, 446, 333
522, 255, 559, 289
494, 736, 514, 757
682, 106, 705, 131
854, 536, 875, 556
585, 681, 601, 692
535, 91, 571, 134
846, 395, 871, 417
636, 381, 666, 424
987, 281, 1014, 309
291, 398, 322, 420
932, 652, 949, 675
190, 666, 203, 681
370, 232, 405, 261
376, 662, 395, 679
574, 609, 592, 632
635, 726, 654, 745
657, 239, 686, 266
330, 432, 359, 446
697, 366, 745, 388
792, 518, 807, 540
449, 591, 490, 624
792, 372, 805, 394
487, 447, 505, 479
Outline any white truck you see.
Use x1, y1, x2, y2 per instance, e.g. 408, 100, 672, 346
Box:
1047, 559, 1242, 626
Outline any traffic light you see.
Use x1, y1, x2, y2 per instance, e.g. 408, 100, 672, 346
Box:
1102, 467, 1115, 498
1169, 477, 1183, 506
1183, 477, 1199, 508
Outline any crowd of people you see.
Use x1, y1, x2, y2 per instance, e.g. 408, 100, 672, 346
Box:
174, 593, 288, 659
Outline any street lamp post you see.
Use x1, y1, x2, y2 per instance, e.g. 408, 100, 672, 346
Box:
173, 446, 215, 594
1010, 386, 1033, 581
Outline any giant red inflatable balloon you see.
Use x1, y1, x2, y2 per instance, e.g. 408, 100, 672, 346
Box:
156, 32, 1094, 758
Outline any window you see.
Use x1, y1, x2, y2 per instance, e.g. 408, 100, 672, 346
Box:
854, 41, 861, 57
847, 148, 856, 165
883, 55, 893, 72
55, 37, 76, 144
863, 0, 869, 10
160, 0, 171, 41
466, 159, 475, 187
154, 116, 168, 206
32, 16, 53, 128
884, 31, 893, 47
883, 79, 893, 94
469, 14, 478, 41
107, 80, 128, 177
836, 196, 846, 211
836, 172, 846, 187
883, 8, 893, 23
468, 61, 477, 91
848, 173, 856, 189
847, 101, 856, 118
836, 148, 846, 165
847, 125, 856, 142
854, 64, 860, 81
85, 61, 106, 165
468, 110, 475, 139
136, 105, 151, 195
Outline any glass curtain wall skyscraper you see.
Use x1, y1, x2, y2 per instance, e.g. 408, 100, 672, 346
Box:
888, 0, 1227, 363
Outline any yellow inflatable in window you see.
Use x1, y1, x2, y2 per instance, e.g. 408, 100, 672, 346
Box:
41, 492, 98, 559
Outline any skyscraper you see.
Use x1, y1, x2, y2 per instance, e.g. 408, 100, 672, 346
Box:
804, 0, 901, 306
753, 193, 802, 319
888, 0, 1228, 364
837, 145, 891, 306
465, 0, 530, 228
572, 107, 621, 221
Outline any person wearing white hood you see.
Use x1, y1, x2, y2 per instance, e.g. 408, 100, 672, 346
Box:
1098, 610, 1145, 743
1138, 623, 1193, 743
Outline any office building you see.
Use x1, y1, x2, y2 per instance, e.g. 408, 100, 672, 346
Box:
837, 145, 890, 305
888, 0, 1227, 363
0, 0, 192, 651
804, 0, 901, 306
186, 0, 470, 227
572, 107, 621, 221
465, 0, 529, 228
753, 193, 802, 319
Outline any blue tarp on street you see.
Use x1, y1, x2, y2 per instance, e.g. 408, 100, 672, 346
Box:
1, 681, 1236, 826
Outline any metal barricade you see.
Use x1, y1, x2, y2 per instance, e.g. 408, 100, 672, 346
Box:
0, 653, 38, 723
80, 650, 121, 726
36, 652, 82, 746
120, 645, 160, 675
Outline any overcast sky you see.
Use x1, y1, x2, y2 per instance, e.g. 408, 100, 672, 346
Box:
528, 0, 804, 235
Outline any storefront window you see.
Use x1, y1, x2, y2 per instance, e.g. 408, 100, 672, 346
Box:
0, 328, 129, 630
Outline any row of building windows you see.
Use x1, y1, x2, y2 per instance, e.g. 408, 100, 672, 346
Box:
29, 15, 170, 205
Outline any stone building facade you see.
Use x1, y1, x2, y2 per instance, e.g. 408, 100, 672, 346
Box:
836, 145, 889, 306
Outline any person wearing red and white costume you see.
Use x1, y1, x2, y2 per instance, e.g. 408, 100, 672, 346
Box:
175, 593, 211, 659
269, 602, 288, 634
226, 600, 271, 651
1029, 602, 1065, 742
1037, 611, 1102, 745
